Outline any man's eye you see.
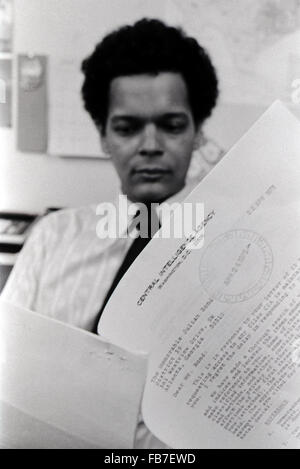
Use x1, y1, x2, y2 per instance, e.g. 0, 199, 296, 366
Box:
161, 121, 187, 134
113, 124, 139, 136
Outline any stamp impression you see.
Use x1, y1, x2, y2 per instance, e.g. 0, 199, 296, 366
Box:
199, 230, 273, 303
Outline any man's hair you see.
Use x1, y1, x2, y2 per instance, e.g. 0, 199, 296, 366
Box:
81, 18, 218, 130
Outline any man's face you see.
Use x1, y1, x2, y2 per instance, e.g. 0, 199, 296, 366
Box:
102, 72, 201, 203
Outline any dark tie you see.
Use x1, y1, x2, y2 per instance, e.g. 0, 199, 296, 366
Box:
91, 206, 160, 334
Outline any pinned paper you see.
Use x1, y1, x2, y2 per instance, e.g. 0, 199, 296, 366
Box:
17, 55, 48, 152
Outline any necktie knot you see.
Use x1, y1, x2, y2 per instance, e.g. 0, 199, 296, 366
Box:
130, 204, 160, 238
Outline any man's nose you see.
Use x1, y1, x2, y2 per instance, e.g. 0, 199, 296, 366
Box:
139, 124, 163, 157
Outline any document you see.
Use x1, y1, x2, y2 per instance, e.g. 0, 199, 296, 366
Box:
100, 101, 300, 449
0, 300, 147, 449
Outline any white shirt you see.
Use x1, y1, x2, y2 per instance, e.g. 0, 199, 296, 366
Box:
2, 185, 193, 331
2, 203, 135, 331
1, 184, 193, 449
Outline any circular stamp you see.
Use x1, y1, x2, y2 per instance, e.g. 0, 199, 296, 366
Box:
199, 230, 273, 303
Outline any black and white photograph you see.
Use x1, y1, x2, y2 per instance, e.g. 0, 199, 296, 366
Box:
0, 0, 300, 453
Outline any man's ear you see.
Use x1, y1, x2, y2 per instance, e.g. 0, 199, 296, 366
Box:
101, 137, 109, 156
98, 126, 109, 156
193, 126, 203, 151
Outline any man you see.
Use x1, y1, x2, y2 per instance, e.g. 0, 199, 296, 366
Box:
2, 18, 218, 447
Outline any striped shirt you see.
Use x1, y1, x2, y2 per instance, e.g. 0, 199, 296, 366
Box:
1, 185, 193, 448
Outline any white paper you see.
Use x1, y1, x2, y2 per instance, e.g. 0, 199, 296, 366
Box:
0, 300, 147, 449
100, 101, 300, 448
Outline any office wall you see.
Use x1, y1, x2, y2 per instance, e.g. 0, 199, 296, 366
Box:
0, 126, 120, 212
1, 0, 299, 213
1, 0, 164, 213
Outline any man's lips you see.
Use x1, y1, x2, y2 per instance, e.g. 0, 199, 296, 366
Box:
133, 167, 171, 175
132, 167, 171, 181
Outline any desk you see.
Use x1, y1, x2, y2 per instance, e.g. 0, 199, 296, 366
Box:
0, 211, 42, 293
